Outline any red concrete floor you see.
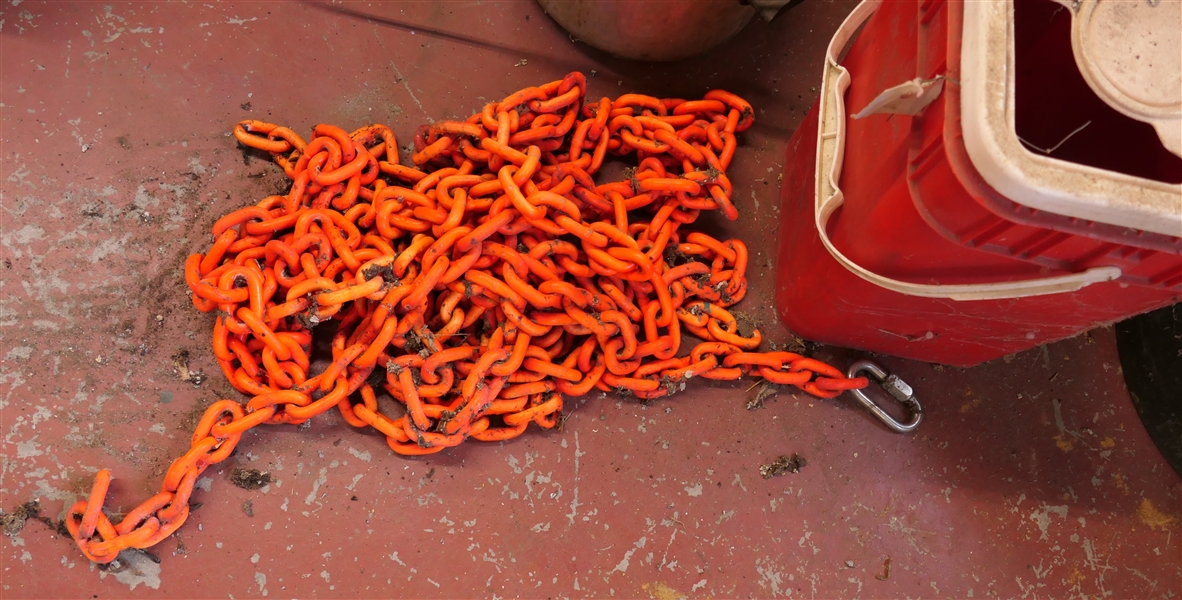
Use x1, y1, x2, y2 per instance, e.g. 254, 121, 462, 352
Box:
1, 1, 1179, 598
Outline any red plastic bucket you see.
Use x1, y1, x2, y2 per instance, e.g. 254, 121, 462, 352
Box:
775, 0, 1181, 366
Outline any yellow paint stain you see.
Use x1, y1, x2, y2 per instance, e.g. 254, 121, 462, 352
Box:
642, 582, 688, 600
1137, 498, 1177, 530
1067, 568, 1086, 586
1053, 434, 1074, 452
1113, 473, 1129, 495
959, 397, 982, 414
1099, 437, 1115, 448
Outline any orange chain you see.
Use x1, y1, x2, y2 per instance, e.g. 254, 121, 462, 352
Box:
66, 72, 868, 564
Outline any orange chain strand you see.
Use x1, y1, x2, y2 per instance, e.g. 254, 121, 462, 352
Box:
66, 72, 868, 564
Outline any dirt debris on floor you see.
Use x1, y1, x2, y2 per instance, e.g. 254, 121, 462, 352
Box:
1, 500, 68, 538
760, 453, 807, 478
642, 581, 689, 600
229, 468, 273, 490
784, 335, 808, 353
731, 309, 761, 337
172, 349, 206, 386
746, 381, 782, 410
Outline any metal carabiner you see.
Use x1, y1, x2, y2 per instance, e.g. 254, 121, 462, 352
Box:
846, 360, 923, 433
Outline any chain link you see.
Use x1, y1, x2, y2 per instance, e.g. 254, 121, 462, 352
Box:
69, 71, 867, 563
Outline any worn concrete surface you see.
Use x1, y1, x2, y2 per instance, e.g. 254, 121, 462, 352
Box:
1, 1, 1178, 598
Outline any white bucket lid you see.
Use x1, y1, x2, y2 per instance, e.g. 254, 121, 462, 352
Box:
1066, 0, 1181, 157
961, 0, 1182, 237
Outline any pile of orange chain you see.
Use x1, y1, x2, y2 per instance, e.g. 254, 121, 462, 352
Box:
66, 72, 869, 564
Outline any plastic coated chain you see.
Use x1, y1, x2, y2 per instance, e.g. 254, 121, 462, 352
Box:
67, 72, 868, 564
